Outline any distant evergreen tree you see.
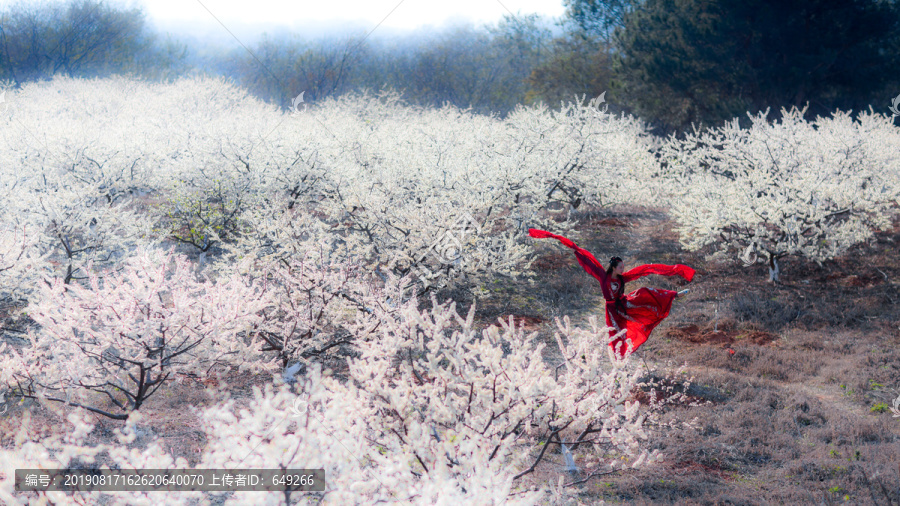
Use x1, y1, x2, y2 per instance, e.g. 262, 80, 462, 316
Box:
563, 0, 638, 45
525, 1, 636, 112
611, 0, 900, 133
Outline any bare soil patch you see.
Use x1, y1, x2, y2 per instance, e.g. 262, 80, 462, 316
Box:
529, 252, 572, 271
665, 323, 778, 347
583, 216, 631, 227
669, 458, 736, 482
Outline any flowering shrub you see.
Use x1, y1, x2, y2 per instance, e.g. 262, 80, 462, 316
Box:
660, 106, 900, 281
2, 248, 271, 420
345, 291, 667, 494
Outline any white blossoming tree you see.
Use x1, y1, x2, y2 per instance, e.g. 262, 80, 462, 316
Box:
503, 94, 663, 210
345, 287, 667, 492
660, 106, 900, 282
0, 224, 45, 307
247, 244, 388, 371
0, 76, 157, 298
2, 248, 273, 420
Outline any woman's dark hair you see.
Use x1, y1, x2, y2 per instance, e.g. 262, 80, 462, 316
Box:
606, 256, 623, 277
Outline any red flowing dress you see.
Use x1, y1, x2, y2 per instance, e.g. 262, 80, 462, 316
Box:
529, 228, 695, 359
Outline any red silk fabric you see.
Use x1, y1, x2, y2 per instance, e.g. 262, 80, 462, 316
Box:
529, 228, 695, 359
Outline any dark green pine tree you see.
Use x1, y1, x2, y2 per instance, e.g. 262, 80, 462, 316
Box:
610, 0, 900, 134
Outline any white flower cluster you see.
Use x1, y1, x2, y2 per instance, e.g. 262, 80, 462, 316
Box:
659, 106, 900, 281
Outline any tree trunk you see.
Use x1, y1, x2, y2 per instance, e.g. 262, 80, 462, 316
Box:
768, 254, 780, 283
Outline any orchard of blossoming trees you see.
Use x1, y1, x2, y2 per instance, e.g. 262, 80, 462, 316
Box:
0, 74, 673, 504
0, 75, 898, 503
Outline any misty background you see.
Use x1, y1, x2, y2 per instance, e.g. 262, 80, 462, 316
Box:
1, 0, 900, 135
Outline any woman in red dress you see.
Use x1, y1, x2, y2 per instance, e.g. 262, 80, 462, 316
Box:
529, 228, 695, 359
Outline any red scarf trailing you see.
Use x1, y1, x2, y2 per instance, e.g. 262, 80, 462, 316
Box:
529, 228, 695, 359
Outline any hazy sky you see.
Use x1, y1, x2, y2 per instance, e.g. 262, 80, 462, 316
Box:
137, 0, 566, 42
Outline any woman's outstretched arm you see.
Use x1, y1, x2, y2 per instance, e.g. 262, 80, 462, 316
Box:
621, 263, 695, 284
528, 228, 608, 285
